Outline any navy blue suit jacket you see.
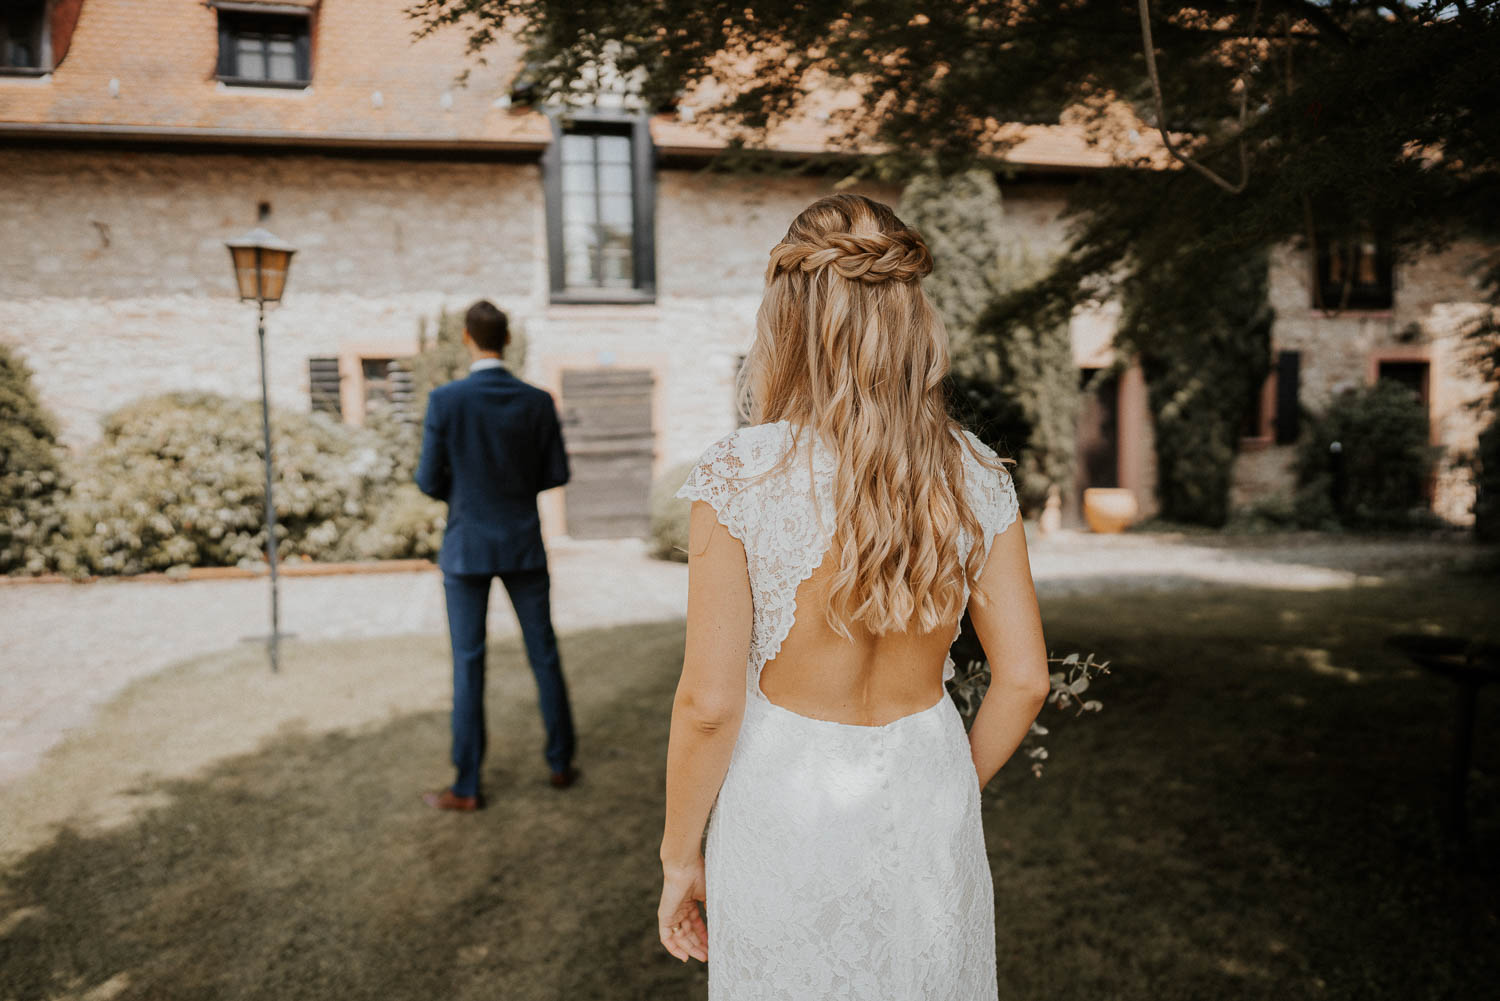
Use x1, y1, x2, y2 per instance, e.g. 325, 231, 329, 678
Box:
415, 366, 570, 575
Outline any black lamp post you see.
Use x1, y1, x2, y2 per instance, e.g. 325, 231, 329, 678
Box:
225, 227, 297, 672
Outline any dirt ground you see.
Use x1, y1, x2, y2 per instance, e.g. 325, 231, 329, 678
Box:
2, 573, 1498, 1000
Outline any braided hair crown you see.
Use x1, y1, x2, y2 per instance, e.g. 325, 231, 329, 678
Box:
765, 194, 933, 285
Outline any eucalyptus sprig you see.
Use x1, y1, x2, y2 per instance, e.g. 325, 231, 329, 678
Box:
947, 651, 1112, 778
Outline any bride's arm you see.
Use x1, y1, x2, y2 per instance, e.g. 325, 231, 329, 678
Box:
659, 501, 752, 961
966, 519, 1051, 787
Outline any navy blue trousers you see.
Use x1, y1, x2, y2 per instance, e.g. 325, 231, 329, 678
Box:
443, 569, 576, 798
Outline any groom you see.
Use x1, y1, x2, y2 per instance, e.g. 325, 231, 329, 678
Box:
415, 300, 578, 811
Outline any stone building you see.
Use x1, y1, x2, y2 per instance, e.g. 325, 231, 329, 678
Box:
1, 0, 1488, 536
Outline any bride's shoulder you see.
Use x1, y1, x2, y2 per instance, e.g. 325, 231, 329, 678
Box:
691, 421, 795, 476
950, 427, 1009, 479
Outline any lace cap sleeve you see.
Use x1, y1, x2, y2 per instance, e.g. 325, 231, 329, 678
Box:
959, 430, 1020, 555
674, 429, 757, 541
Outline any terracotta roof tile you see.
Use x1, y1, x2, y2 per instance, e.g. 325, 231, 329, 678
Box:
1, 0, 1164, 169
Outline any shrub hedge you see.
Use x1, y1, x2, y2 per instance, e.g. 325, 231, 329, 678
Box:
1296, 380, 1439, 529
1, 344, 71, 574
58, 392, 444, 575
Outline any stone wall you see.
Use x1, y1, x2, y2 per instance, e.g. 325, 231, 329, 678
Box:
1236, 242, 1492, 523
5, 144, 1489, 529
0, 147, 540, 447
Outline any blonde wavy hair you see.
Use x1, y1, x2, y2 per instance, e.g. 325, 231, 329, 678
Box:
739, 193, 1003, 639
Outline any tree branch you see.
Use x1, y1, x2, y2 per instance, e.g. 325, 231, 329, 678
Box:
1138, 0, 1250, 195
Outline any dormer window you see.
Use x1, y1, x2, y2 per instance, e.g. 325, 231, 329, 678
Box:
0, 1, 47, 74
215, 6, 312, 88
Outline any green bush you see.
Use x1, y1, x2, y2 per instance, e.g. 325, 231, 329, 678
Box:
897, 170, 1009, 375
345, 483, 445, 561
649, 462, 696, 562
1296, 381, 1439, 529
950, 293, 1078, 515
902, 169, 1076, 513
61, 392, 444, 575
1122, 250, 1274, 527
0, 344, 71, 574
1230, 487, 1338, 533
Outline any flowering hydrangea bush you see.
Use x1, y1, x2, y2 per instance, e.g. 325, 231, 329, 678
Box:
0, 345, 72, 574
57, 392, 446, 575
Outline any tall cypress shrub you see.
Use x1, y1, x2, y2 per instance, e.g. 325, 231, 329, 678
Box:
901, 171, 1079, 511
1121, 250, 1274, 526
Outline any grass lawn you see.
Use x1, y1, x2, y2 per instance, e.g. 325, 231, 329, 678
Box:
1, 572, 1497, 1000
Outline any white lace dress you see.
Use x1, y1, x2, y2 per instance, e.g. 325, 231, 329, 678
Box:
676, 420, 1019, 1001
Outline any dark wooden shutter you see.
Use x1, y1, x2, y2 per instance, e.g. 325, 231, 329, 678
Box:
560, 368, 655, 538
216, 14, 234, 76
308, 357, 342, 417
1273, 350, 1301, 445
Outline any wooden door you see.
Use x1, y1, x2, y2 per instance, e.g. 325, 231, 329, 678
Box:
559, 368, 655, 538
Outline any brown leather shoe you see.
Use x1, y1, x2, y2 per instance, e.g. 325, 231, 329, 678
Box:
422, 788, 481, 811
549, 766, 580, 790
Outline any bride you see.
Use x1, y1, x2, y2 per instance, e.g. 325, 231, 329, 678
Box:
657, 193, 1051, 1000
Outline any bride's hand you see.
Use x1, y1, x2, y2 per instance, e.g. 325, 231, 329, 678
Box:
658, 857, 708, 963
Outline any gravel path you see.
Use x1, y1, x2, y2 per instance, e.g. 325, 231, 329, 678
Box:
0, 531, 1486, 788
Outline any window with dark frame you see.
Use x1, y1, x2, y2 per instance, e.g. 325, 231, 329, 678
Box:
216, 10, 311, 88
1314, 232, 1393, 311
543, 116, 657, 302
0, 1, 46, 72
1376, 359, 1431, 410
361, 358, 415, 421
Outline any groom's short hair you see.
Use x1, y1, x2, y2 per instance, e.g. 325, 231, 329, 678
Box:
464, 300, 510, 353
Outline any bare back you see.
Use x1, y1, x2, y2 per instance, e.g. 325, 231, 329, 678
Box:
760, 553, 959, 726
675, 420, 1019, 729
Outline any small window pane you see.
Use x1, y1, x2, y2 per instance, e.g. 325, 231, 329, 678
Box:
564, 239, 597, 286
596, 134, 633, 164
561, 134, 596, 163
266, 39, 298, 82
235, 38, 267, 79
601, 247, 634, 287
562, 163, 596, 194
600, 194, 632, 227
599, 162, 633, 196
562, 194, 595, 224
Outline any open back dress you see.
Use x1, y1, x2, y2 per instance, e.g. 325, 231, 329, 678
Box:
676, 420, 1019, 1001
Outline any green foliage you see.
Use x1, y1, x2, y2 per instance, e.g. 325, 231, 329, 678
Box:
1296, 381, 1439, 530
901, 168, 1077, 512
345, 483, 446, 561
950, 292, 1078, 514
648, 461, 695, 563
896, 170, 1008, 375
1229, 487, 1338, 534
0, 344, 71, 574
1121, 250, 1274, 527
61, 393, 444, 576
